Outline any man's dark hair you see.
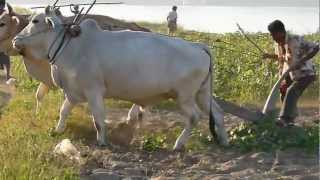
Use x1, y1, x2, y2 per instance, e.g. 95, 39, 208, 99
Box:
172, 6, 177, 11
268, 20, 286, 33
0, 0, 5, 10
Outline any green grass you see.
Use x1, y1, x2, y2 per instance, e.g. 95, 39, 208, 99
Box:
0, 22, 318, 179
229, 120, 319, 153
138, 21, 320, 102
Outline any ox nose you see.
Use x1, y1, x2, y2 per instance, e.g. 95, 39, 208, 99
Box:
12, 36, 24, 51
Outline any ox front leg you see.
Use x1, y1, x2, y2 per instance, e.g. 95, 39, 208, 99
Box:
35, 83, 50, 114
55, 98, 74, 133
174, 97, 200, 151
126, 104, 144, 128
87, 93, 107, 146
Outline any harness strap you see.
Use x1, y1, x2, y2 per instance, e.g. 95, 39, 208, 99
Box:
49, 31, 69, 64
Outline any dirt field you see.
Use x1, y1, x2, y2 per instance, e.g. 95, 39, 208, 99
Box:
79, 105, 319, 180
0, 74, 318, 180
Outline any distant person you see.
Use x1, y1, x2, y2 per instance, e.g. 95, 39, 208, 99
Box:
262, 20, 319, 127
0, 52, 12, 82
167, 6, 178, 36
0, 0, 5, 14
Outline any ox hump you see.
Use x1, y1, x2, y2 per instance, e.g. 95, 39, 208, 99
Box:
79, 19, 102, 33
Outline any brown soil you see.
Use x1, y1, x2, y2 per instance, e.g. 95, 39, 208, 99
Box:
0, 73, 318, 179
80, 105, 319, 180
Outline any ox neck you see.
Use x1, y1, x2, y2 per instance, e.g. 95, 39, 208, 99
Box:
47, 27, 70, 65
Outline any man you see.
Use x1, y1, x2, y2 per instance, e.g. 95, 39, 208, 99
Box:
263, 20, 319, 127
0, 52, 12, 82
0, 0, 5, 14
0, 1, 13, 83
167, 5, 178, 36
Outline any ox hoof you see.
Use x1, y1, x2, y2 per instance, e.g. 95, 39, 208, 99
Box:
173, 144, 186, 152
97, 137, 108, 147
218, 138, 229, 147
48, 128, 62, 137
55, 126, 66, 134
97, 141, 108, 148
173, 146, 186, 153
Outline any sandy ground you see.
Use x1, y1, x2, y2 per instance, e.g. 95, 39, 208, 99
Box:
78, 105, 319, 180
0, 74, 318, 179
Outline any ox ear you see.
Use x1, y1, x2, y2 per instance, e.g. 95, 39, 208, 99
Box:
11, 16, 20, 26
45, 17, 56, 29
45, 6, 51, 15
7, 3, 14, 15
53, 8, 62, 17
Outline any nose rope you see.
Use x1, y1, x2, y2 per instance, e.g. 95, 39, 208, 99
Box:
15, 28, 49, 41
48, 28, 69, 64
15, 25, 70, 65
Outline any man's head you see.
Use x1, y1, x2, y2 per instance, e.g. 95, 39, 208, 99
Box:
268, 20, 286, 45
0, 0, 6, 15
172, 6, 177, 11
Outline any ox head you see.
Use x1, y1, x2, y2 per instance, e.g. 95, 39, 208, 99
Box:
13, 6, 64, 61
0, 3, 22, 55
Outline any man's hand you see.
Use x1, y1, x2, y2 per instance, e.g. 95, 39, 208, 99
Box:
262, 53, 277, 60
290, 62, 302, 70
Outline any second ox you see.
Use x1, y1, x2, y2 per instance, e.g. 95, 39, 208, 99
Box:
13, 7, 228, 150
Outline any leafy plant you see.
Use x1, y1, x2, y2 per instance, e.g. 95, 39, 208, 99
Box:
229, 120, 319, 153
141, 133, 168, 152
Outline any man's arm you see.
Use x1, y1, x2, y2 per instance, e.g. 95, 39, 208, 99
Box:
262, 53, 278, 60
300, 45, 319, 63
291, 43, 319, 70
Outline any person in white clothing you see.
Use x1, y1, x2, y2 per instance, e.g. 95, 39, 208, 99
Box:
167, 6, 178, 36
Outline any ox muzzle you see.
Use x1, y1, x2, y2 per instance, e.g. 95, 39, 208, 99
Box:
12, 36, 26, 55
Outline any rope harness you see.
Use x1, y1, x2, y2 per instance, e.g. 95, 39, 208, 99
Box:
15, 23, 78, 65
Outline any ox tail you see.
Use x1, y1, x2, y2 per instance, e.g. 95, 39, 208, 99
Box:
201, 46, 218, 142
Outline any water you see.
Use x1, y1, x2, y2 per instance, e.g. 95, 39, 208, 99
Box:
13, 4, 319, 34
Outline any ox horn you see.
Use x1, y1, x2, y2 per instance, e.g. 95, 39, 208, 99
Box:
45, 5, 51, 15
52, 0, 60, 8
7, 3, 13, 15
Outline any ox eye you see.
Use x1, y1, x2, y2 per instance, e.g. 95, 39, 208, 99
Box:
0, 23, 5, 27
32, 19, 39, 24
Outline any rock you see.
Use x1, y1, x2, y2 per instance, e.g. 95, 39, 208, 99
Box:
109, 122, 135, 146
123, 176, 148, 180
92, 149, 112, 159
111, 161, 129, 170
205, 175, 233, 180
297, 175, 320, 180
151, 176, 176, 180
53, 139, 81, 163
5, 78, 16, 86
123, 167, 146, 176
230, 168, 256, 177
91, 168, 112, 174
81, 169, 123, 180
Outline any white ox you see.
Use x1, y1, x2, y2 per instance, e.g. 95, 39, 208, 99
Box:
0, 4, 149, 119
13, 8, 228, 150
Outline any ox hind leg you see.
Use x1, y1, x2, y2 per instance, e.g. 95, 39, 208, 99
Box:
196, 83, 229, 146
86, 90, 107, 146
35, 83, 50, 114
174, 94, 201, 151
126, 104, 145, 128
55, 97, 74, 133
